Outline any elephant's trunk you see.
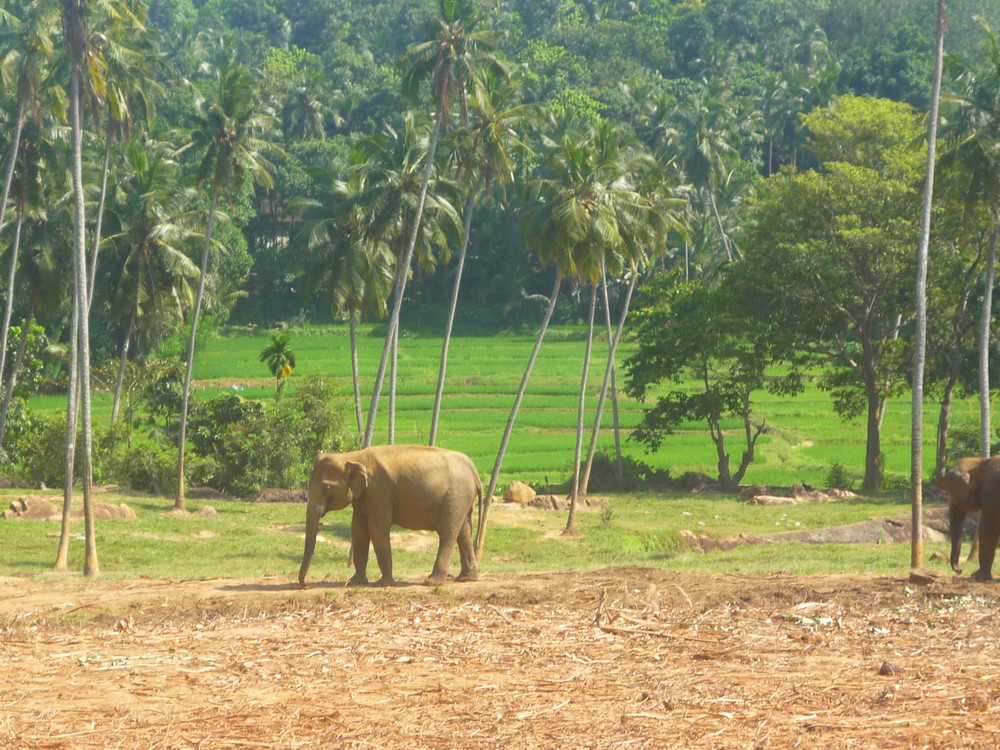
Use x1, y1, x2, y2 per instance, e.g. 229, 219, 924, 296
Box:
299, 502, 323, 587
950, 502, 966, 574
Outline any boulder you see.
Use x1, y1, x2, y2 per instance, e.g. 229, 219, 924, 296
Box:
504, 481, 536, 504
2, 496, 136, 522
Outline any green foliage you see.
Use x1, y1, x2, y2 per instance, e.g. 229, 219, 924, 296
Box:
2, 323, 50, 400
185, 377, 348, 496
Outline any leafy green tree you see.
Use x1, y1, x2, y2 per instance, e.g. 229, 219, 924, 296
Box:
626, 272, 803, 489
736, 95, 923, 490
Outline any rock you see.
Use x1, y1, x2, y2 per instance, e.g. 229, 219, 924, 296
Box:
878, 661, 902, 676
250, 488, 308, 503
908, 570, 943, 585
929, 551, 949, 563
3, 496, 59, 520
527, 494, 566, 510
504, 481, 536, 504
3, 497, 136, 523
197, 506, 218, 518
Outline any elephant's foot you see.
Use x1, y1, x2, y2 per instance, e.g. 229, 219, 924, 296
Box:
424, 574, 449, 586
455, 570, 479, 582
372, 576, 397, 587
347, 574, 369, 587
971, 568, 994, 582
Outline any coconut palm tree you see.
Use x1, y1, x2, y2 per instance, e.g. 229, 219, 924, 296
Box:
173, 58, 279, 511
56, 0, 99, 576
428, 65, 538, 445
288, 157, 393, 435
910, 0, 947, 568
106, 137, 199, 424
362, 0, 503, 448
940, 18, 1000, 461
259, 333, 296, 400
353, 116, 460, 443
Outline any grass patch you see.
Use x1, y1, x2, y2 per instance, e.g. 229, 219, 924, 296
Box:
0, 488, 947, 581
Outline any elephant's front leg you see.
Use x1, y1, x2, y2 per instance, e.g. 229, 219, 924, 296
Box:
973, 509, 999, 582
368, 517, 396, 587
347, 510, 370, 586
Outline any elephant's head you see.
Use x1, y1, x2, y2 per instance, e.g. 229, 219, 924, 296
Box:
938, 457, 986, 574
298, 453, 370, 587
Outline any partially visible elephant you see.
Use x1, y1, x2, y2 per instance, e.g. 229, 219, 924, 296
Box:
937, 456, 1000, 581
298, 445, 481, 587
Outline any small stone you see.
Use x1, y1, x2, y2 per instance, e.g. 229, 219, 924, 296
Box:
878, 661, 901, 676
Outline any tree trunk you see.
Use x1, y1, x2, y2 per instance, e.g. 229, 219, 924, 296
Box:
0, 95, 26, 408
177, 184, 221, 511
363, 113, 443, 448
581, 271, 638, 495
708, 189, 733, 262
0, 209, 24, 441
564, 283, 597, 537
389, 322, 397, 444
87, 118, 113, 310
430, 187, 478, 445
862, 344, 884, 491
66, 62, 98, 576
980, 219, 999, 459
0, 307, 33, 450
111, 312, 135, 425
349, 306, 363, 435
935, 372, 956, 478
912, 52, 937, 548
475, 273, 562, 562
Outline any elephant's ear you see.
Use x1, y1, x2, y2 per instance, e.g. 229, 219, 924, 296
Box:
346, 461, 369, 502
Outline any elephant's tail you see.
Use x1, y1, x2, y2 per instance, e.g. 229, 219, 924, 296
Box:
474, 471, 483, 544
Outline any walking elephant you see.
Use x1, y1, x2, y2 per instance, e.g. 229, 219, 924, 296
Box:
298, 445, 481, 587
937, 456, 1000, 581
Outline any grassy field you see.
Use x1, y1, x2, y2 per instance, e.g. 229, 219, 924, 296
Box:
3, 321, 967, 581
0, 486, 942, 581
27, 321, 972, 489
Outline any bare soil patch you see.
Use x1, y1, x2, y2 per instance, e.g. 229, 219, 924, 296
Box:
1, 568, 998, 749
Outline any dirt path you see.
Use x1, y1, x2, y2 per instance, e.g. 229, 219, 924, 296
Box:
1, 569, 998, 749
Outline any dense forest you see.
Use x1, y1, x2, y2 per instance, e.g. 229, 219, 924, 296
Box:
1, 0, 1000, 566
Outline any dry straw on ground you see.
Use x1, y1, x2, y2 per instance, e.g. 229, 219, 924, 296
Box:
1, 568, 998, 748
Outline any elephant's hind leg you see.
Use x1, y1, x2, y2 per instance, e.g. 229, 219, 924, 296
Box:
454, 517, 479, 582
425, 533, 457, 586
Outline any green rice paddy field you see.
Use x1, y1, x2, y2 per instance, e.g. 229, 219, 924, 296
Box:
30, 322, 968, 492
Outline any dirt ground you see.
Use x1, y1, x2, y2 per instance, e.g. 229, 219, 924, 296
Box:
1, 568, 999, 749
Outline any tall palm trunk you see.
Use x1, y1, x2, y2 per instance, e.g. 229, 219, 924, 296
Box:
349, 306, 363, 435
980, 217, 999, 459
429, 185, 478, 445
389, 323, 398, 444
581, 271, 638, 495
363, 114, 442, 447
177, 184, 221, 511
111, 312, 135, 425
564, 283, 597, 537
0, 208, 25, 444
0, 306, 33, 449
911, 0, 946, 568
56, 61, 98, 576
86, 118, 114, 309
475, 273, 562, 562
0, 100, 26, 401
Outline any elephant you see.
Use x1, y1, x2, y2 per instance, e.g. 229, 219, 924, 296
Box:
937, 456, 1000, 581
298, 445, 481, 588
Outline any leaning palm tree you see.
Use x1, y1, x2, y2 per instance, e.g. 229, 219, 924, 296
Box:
475, 119, 648, 557
428, 65, 538, 445
173, 58, 279, 511
362, 0, 503, 447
